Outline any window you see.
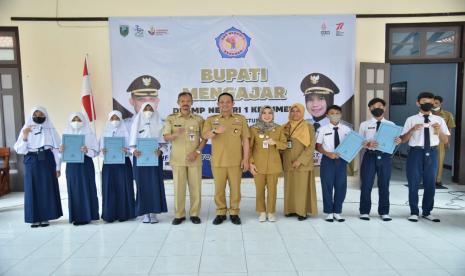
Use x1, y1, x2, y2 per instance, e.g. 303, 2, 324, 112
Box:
387, 24, 461, 61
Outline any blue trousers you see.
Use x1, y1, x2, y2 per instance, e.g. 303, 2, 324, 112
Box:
359, 151, 391, 215
320, 155, 347, 214
406, 147, 438, 216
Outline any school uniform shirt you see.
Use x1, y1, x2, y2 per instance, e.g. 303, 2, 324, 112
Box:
359, 118, 396, 150
401, 112, 450, 147
316, 122, 352, 152
14, 107, 62, 170
63, 112, 99, 158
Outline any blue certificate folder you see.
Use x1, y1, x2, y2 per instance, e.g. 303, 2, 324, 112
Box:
334, 131, 364, 163
136, 138, 158, 166
103, 137, 125, 164
374, 123, 403, 154
62, 134, 84, 163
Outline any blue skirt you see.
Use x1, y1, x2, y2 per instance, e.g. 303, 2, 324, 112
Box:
23, 150, 63, 223
101, 157, 135, 222
66, 155, 99, 223
133, 155, 167, 216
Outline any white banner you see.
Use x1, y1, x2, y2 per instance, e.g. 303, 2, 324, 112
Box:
109, 15, 355, 170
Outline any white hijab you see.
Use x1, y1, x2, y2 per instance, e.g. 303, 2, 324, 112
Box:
129, 102, 163, 147
16, 106, 61, 149
100, 110, 130, 148
63, 112, 99, 153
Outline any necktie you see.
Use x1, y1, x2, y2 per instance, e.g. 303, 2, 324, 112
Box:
376, 121, 381, 131
313, 122, 320, 131
334, 127, 340, 148
423, 115, 430, 150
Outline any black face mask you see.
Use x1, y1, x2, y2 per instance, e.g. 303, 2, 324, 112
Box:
370, 108, 384, 117
32, 116, 46, 124
420, 103, 433, 112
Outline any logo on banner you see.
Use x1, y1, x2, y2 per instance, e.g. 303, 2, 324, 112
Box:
336, 22, 345, 36
134, 25, 144, 37
320, 23, 330, 36
147, 26, 169, 36
119, 25, 129, 37
215, 27, 251, 58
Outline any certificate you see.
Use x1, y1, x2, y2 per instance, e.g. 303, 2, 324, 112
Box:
374, 123, 403, 154
62, 134, 84, 163
103, 137, 125, 164
334, 131, 364, 163
136, 138, 158, 166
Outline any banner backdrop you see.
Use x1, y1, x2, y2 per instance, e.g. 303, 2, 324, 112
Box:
109, 15, 355, 173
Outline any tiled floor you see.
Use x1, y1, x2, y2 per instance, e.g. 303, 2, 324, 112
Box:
1, 166, 465, 276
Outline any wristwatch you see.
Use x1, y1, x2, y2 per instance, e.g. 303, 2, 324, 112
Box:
195, 150, 201, 154
212, 129, 217, 134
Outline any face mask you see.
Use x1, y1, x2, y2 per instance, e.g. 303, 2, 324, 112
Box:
432, 107, 440, 112
370, 108, 384, 117
327, 114, 341, 123
70, 121, 83, 129
32, 116, 46, 124
420, 103, 433, 112
110, 120, 121, 127
143, 111, 153, 119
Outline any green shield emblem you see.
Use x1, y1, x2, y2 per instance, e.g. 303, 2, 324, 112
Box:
120, 25, 129, 37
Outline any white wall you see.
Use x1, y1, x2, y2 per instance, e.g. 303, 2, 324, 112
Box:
0, 0, 464, 134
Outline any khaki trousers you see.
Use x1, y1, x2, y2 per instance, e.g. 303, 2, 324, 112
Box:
172, 165, 202, 218
436, 143, 445, 183
212, 166, 242, 215
254, 173, 279, 213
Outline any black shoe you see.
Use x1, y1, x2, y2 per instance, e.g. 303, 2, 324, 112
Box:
285, 213, 297, 217
230, 215, 242, 225
297, 215, 307, 221
212, 215, 227, 225
435, 182, 448, 189
118, 219, 127, 222
40, 222, 50, 227
190, 216, 201, 224
172, 217, 186, 225
30, 223, 40, 228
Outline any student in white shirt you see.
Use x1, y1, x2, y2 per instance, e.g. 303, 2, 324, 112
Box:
400, 92, 450, 222
359, 98, 401, 221
316, 105, 351, 222
14, 107, 63, 228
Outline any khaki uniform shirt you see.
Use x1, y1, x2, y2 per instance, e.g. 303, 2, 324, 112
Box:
249, 125, 287, 174
163, 113, 204, 167
203, 113, 250, 167
282, 122, 316, 172
433, 109, 456, 130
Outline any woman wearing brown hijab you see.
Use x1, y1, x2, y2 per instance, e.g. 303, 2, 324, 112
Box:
282, 103, 318, 220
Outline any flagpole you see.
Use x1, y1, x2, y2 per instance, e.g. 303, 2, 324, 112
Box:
85, 54, 102, 196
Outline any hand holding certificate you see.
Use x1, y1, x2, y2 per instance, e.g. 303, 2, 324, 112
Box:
374, 123, 403, 154
334, 131, 364, 163
103, 137, 125, 164
62, 134, 85, 163
136, 138, 159, 166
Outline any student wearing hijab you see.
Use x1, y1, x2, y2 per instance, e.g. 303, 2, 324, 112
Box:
249, 106, 287, 222
14, 107, 63, 228
100, 110, 135, 222
129, 102, 167, 224
282, 103, 318, 221
62, 112, 99, 225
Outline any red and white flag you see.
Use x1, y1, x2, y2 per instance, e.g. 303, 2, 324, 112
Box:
81, 57, 96, 122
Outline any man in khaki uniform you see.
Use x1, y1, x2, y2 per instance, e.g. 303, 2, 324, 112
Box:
164, 92, 206, 225
432, 95, 456, 188
203, 92, 250, 225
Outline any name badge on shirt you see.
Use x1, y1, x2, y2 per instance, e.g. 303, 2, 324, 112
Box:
287, 140, 292, 149
189, 133, 195, 141
262, 140, 269, 149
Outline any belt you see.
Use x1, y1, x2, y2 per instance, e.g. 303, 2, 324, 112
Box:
27, 148, 50, 155
411, 146, 438, 150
